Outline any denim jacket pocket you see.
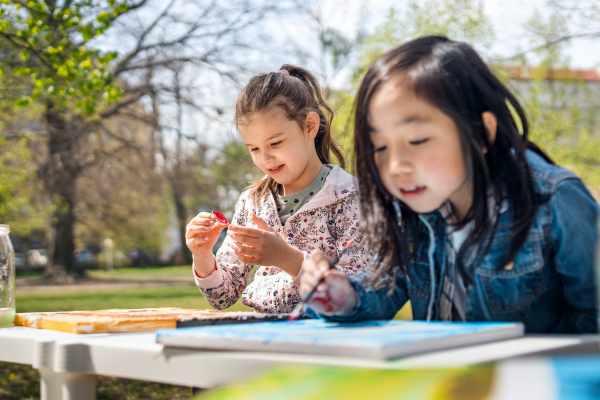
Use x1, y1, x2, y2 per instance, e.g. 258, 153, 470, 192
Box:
406, 261, 432, 299
476, 238, 545, 313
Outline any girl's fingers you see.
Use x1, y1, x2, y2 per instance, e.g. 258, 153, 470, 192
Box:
236, 254, 255, 263
188, 217, 215, 227
186, 237, 209, 250
230, 241, 256, 257
227, 224, 262, 238
250, 213, 274, 232
317, 258, 329, 272
186, 226, 211, 238
308, 250, 328, 269
316, 281, 329, 293
227, 230, 260, 246
300, 272, 320, 294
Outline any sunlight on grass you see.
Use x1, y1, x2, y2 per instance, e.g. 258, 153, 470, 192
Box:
87, 265, 193, 280
16, 285, 251, 313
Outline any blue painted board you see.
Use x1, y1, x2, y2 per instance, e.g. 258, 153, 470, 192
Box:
156, 319, 524, 359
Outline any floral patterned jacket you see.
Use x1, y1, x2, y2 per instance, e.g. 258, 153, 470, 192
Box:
193, 165, 372, 313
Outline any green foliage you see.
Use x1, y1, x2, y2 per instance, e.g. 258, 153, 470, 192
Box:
328, 88, 356, 169
357, 0, 492, 80
521, 79, 600, 200
208, 139, 261, 214
211, 140, 259, 193
0, 137, 50, 236
514, 5, 600, 200
0, 0, 128, 115
523, 8, 571, 68
328, 0, 493, 168
319, 28, 354, 71
74, 162, 171, 256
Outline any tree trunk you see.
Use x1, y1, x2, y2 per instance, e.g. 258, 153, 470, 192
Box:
41, 102, 84, 277
171, 179, 193, 265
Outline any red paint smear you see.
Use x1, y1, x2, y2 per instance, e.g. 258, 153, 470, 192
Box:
212, 210, 228, 224
312, 296, 335, 313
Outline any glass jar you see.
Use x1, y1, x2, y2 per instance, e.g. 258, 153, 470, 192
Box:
0, 225, 15, 327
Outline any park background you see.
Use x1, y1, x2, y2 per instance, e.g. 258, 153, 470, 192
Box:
0, 0, 599, 398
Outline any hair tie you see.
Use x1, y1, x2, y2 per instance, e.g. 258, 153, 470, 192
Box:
277, 69, 289, 75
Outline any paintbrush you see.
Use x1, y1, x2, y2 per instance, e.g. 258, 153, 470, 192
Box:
288, 239, 354, 321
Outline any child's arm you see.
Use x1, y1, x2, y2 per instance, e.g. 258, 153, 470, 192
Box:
187, 212, 228, 278
300, 250, 409, 321
549, 178, 600, 333
191, 195, 255, 310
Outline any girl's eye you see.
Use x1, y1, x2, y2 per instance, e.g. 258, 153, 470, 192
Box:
374, 146, 387, 153
249, 147, 259, 152
410, 138, 429, 145
271, 141, 282, 146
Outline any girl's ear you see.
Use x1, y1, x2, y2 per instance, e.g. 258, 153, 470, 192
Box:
305, 111, 320, 140
482, 111, 497, 154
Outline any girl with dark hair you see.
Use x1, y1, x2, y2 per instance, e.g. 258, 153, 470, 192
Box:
299, 36, 599, 333
186, 65, 372, 313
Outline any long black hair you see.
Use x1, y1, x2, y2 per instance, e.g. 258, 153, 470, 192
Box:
354, 36, 552, 285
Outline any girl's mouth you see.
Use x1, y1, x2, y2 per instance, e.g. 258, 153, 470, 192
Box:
400, 185, 426, 199
268, 165, 284, 174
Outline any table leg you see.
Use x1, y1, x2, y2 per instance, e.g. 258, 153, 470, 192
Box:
39, 368, 97, 400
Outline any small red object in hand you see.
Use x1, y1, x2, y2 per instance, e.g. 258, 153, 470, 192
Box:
212, 211, 229, 225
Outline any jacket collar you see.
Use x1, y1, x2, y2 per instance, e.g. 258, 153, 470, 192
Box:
256, 164, 357, 226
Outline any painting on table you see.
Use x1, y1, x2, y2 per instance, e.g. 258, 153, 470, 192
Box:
193, 356, 600, 400
157, 319, 524, 359
14, 308, 294, 334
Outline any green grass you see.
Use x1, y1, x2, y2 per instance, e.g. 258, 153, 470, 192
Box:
87, 265, 193, 280
15, 270, 44, 279
17, 265, 194, 281
16, 285, 250, 313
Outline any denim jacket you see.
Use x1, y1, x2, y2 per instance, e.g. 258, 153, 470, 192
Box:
317, 151, 599, 333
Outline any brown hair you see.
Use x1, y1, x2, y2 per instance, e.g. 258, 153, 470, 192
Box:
235, 64, 345, 205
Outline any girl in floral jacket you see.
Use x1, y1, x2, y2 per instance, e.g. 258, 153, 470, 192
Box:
185, 65, 372, 313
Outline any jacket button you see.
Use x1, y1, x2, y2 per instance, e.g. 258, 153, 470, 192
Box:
504, 262, 515, 271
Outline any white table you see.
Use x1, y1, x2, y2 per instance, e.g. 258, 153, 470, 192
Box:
0, 326, 598, 400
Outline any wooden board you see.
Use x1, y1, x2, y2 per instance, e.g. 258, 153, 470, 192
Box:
15, 308, 292, 334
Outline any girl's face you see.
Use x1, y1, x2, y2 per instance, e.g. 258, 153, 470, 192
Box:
368, 77, 472, 220
239, 106, 321, 194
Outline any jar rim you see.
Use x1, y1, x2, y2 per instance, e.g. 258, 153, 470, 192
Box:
0, 225, 10, 235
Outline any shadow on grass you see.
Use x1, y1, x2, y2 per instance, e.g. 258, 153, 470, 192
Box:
0, 362, 193, 400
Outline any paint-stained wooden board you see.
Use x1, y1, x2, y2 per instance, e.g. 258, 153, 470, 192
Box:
14, 308, 290, 334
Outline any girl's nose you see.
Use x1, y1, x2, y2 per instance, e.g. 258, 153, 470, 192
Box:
388, 150, 413, 176
261, 150, 274, 164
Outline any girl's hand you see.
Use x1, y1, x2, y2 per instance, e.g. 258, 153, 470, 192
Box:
227, 213, 304, 277
299, 250, 357, 316
186, 212, 228, 277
